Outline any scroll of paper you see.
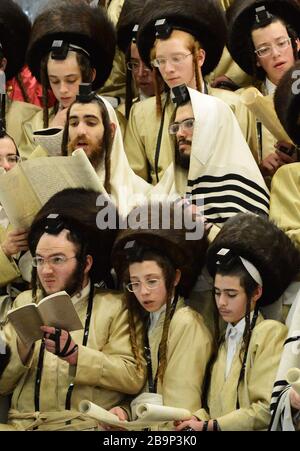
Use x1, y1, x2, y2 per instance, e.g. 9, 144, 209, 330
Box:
79, 400, 191, 431
240, 87, 294, 144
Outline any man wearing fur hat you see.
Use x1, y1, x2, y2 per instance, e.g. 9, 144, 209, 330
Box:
0, 0, 41, 158
22, 0, 117, 155
0, 188, 145, 431
124, 0, 258, 184
227, 0, 300, 178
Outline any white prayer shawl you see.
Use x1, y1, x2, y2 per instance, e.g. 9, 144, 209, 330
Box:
269, 290, 300, 430
95, 96, 151, 218
154, 88, 270, 225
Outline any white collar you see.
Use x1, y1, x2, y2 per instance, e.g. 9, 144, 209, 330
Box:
149, 303, 166, 333
225, 311, 255, 341
265, 78, 277, 96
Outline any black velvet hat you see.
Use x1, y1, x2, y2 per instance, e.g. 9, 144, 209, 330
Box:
227, 0, 300, 76
206, 212, 300, 306
274, 60, 300, 145
137, 0, 227, 75
0, 0, 31, 81
27, 0, 116, 90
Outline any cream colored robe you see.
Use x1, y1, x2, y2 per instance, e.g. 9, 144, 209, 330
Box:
6, 100, 41, 160
269, 162, 300, 250
0, 288, 145, 431
147, 300, 212, 413
195, 315, 287, 430
124, 87, 258, 184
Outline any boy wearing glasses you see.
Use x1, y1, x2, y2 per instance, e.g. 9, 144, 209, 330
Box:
227, 0, 300, 178
124, 0, 257, 184
0, 189, 145, 431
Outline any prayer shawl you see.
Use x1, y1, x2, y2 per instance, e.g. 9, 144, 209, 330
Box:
154, 87, 269, 225
269, 290, 300, 431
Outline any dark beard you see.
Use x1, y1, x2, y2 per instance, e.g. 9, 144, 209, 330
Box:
40, 260, 85, 298
67, 138, 106, 171
175, 141, 191, 170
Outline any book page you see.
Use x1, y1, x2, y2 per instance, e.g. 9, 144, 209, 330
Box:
7, 304, 43, 346
0, 149, 101, 228
37, 291, 83, 331
79, 400, 191, 431
0, 166, 41, 229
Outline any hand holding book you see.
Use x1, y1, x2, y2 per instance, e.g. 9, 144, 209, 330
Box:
7, 290, 83, 346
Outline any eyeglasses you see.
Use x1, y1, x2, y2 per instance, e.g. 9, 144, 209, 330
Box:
32, 255, 77, 267
126, 279, 161, 293
0, 155, 20, 165
151, 53, 193, 68
169, 117, 195, 134
254, 37, 291, 58
127, 61, 151, 72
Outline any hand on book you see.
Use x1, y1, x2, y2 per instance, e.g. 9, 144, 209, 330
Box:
41, 325, 78, 366
175, 417, 215, 431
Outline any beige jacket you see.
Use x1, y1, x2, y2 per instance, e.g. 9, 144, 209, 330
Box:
148, 300, 212, 413
195, 315, 287, 430
0, 288, 145, 430
269, 162, 300, 250
6, 100, 41, 159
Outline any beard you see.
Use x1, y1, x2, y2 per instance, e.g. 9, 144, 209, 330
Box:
175, 139, 191, 170
39, 260, 85, 298
67, 136, 106, 171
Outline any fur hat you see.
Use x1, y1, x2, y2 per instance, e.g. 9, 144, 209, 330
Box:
0, 0, 31, 81
111, 201, 208, 297
274, 60, 300, 145
27, 0, 116, 90
117, 0, 144, 54
227, 0, 300, 76
206, 213, 300, 306
137, 0, 227, 75
28, 188, 118, 285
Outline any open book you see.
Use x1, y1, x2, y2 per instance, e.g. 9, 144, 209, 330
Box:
0, 149, 101, 229
7, 291, 83, 346
79, 400, 191, 431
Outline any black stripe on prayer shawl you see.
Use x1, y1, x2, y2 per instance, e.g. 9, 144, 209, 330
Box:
187, 173, 270, 201
186, 173, 269, 224
189, 195, 268, 224
191, 183, 269, 209
284, 336, 300, 345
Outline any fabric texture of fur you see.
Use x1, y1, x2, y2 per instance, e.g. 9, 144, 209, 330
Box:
111, 201, 208, 297
274, 60, 300, 145
206, 212, 300, 306
0, 0, 31, 81
27, 0, 116, 90
137, 0, 227, 75
117, 0, 144, 54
